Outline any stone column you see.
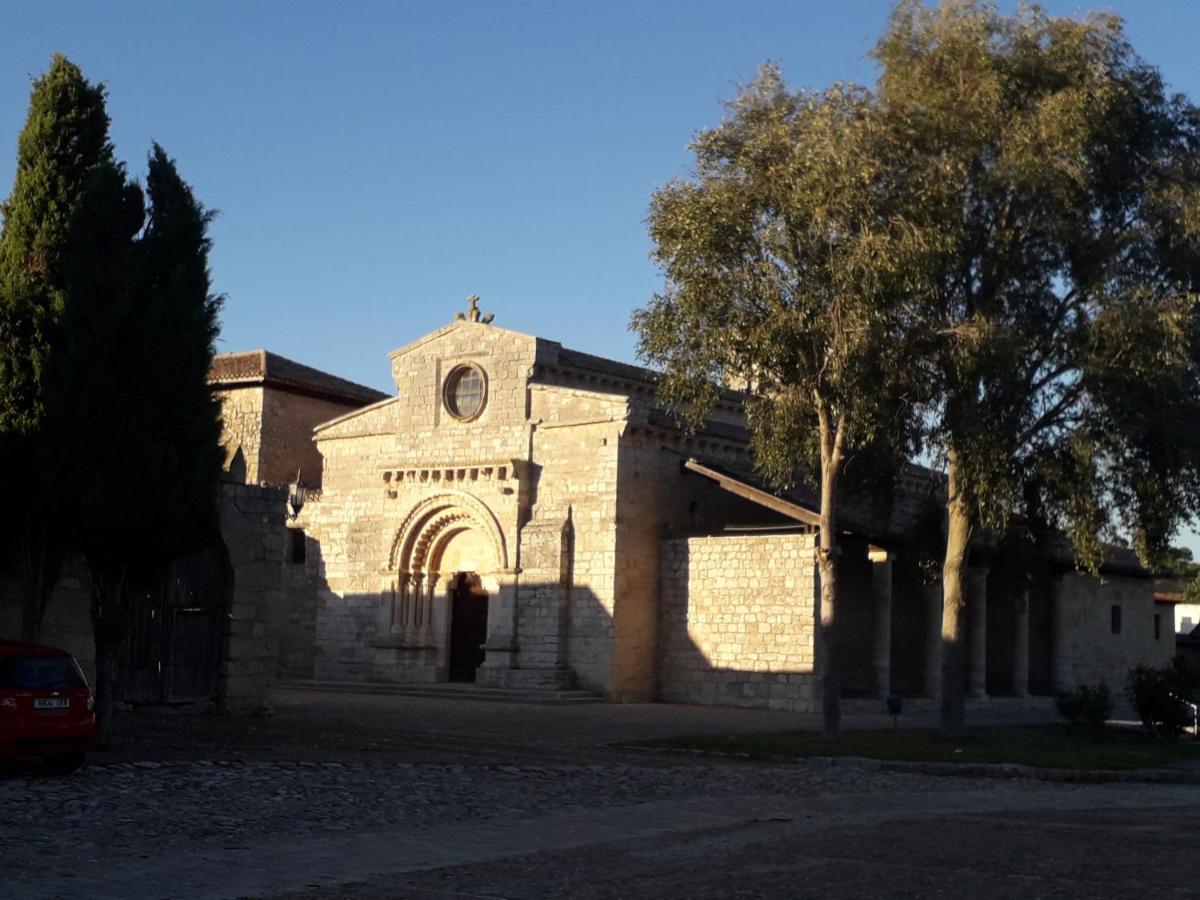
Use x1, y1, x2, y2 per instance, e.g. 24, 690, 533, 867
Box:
1012, 587, 1030, 697
393, 572, 411, 638
409, 572, 425, 639
418, 573, 435, 645
1050, 576, 1075, 693
924, 582, 943, 699
478, 569, 520, 674
967, 567, 989, 698
870, 550, 893, 699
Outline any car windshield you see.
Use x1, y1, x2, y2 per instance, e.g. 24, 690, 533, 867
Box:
0, 655, 86, 690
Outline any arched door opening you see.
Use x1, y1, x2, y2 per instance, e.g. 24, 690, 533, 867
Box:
448, 572, 489, 682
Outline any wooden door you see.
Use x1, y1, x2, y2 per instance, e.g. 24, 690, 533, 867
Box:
448, 573, 489, 682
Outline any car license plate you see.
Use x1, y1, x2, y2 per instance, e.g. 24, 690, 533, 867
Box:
34, 697, 69, 710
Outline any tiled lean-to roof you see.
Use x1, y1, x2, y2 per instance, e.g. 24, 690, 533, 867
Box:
210, 350, 388, 406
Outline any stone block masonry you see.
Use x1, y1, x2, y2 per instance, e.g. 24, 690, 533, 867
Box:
658, 533, 820, 712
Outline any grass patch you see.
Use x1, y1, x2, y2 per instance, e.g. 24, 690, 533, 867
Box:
653, 724, 1200, 771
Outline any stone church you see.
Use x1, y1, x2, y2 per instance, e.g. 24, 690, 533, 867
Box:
2, 298, 1173, 712
247, 298, 1174, 710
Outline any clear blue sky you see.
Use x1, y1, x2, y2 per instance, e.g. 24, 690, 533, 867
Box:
3, 1, 1199, 549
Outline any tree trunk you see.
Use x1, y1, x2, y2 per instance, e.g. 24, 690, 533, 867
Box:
817, 411, 843, 740
939, 450, 973, 738
18, 509, 62, 643
89, 565, 128, 752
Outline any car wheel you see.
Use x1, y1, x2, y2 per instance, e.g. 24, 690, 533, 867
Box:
42, 753, 86, 775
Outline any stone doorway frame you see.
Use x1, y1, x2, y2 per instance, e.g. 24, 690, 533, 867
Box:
383, 491, 515, 679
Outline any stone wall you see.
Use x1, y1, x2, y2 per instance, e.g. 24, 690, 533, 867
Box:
0, 558, 95, 683
258, 387, 367, 488
524, 386, 624, 693
216, 386, 264, 482
658, 533, 820, 712
218, 481, 289, 710
216, 384, 370, 488
0, 486, 287, 710
1053, 572, 1174, 691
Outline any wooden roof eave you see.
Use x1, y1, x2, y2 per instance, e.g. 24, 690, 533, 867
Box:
683, 458, 822, 530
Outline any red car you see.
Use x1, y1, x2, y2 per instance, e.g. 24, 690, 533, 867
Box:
0, 641, 95, 773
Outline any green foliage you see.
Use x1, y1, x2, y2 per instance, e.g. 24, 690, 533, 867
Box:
0, 54, 121, 433
1054, 683, 1114, 733
632, 66, 928, 495
873, 0, 1200, 570
0, 56, 224, 740
71, 145, 224, 575
632, 63, 936, 739
0, 55, 140, 639
1126, 666, 1192, 739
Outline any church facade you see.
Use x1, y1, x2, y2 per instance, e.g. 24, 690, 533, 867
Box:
0, 300, 1176, 712
274, 300, 1175, 710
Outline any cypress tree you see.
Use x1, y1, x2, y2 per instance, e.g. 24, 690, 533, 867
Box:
0, 55, 135, 640
75, 145, 222, 748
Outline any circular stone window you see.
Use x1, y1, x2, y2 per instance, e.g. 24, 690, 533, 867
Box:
443, 364, 487, 421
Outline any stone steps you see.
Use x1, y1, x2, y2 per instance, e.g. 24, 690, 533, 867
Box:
275, 678, 606, 706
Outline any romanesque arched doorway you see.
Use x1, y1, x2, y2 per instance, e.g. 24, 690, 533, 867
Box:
386, 493, 508, 682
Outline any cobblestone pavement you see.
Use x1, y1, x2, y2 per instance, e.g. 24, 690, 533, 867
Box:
4, 691, 1199, 898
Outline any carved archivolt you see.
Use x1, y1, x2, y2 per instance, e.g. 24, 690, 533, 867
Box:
388, 491, 507, 574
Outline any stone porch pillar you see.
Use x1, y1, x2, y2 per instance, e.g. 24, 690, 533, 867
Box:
1050, 576, 1074, 693
870, 550, 892, 699
967, 567, 989, 698
478, 569, 520, 676
924, 582, 943, 699
1013, 587, 1030, 697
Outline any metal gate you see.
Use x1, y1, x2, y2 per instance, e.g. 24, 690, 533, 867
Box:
123, 543, 232, 704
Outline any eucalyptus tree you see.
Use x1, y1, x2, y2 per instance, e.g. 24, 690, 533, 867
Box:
873, 1, 1200, 735
0, 55, 131, 640
633, 66, 928, 738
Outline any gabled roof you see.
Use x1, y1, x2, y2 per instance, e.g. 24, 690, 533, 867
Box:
210, 350, 388, 406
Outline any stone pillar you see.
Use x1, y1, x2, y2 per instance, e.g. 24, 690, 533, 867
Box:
924, 582, 942, 699
393, 572, 411, 637
1013, 587, 1030, 697
1050, 576, 1074, 693
967, 567, 989, 698
870, 550, 892, 699
409, 572, 425, 640
418, 573, 435, 645
478, 569, 520, 674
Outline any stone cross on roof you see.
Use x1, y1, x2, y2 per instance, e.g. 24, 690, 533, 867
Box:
455, 294, 494, 324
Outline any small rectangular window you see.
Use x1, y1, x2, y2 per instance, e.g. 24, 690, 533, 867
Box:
291, 530, 306, 564
1154, 614, 1162, 641
1111, 605, 1122, 635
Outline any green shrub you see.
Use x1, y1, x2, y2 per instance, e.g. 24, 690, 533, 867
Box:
1054, 690, 1085, 726
1079, 684, 1114, 731
1127, 666, 1192, 739
1055, 683, 1113, 733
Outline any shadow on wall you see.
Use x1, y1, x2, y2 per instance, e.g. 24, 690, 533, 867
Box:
0, 481, 292, 713
279, 528, 832, 712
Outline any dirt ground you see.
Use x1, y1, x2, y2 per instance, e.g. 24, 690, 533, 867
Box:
6, 689, 1199, 899
284, 804, 1200, 900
